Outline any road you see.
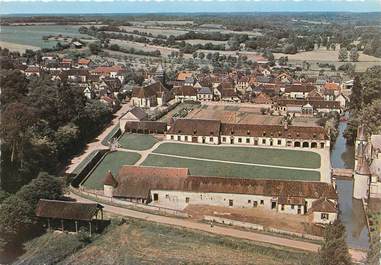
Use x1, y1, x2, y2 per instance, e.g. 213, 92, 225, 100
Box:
65, 103, 131, 174
71, 192, 367, 263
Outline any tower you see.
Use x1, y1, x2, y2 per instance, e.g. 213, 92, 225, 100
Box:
103, 170, 118, 197
353, 147, 371, 200
354, 124, 366, 169
154, 63, 165, 84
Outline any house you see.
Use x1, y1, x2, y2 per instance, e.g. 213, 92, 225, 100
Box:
335, 94, 349, 109
284, 84, 317, 99
92, 65, 126, 83
119, 107, 148, 132
71, 41, 83, 49
102, 165, 338, 223
124, 121, 167, 134
166, 119, 221, 145
131, 82, 170, 108
252, 92, 272, 105
173, 86, 197, 102
323, 82, 341, 99
35, 199, 104, 235
220, 89, 240, 102
276, 99, 341, 114
24, 66, 40, 77
77, 58, 92, 68
83, 87, 93, 99
197, 87, 213, 101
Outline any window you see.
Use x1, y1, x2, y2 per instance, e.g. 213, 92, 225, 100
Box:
254, 139, 258, 145
321, 213, 329, 220
291, 205, 294, 209
200, 195, 203, 200
253, 201, 258, 207
246, 138, 250, 143
209, 137, 213, 142
238, 138, 242, 143
229, 199, 233, 207
248, 199, 251, 203
165, 194, 169, 199
281, 204, 285, 211
153, 193, 159, 201
177, 135, 180, 141
170, 135, 174, 140
185, 197, 190, 203
185, 136, 188, 141
260, 200, 264, 205
277, 140, 281, 145
262, 139, 266, 144
222, 137, 226, 142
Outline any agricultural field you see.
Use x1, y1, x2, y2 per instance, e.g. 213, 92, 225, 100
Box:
109, 39, 177, 57
0, 25, 92, 50
81, 151, 141, 189
119, 133, 159, 150
14, 218, 316, 265
274, 47, 381, 72
120, 25, 188, 37
153, 143, 321, 169
184, 39, 227, 45
142, 154, 321, 181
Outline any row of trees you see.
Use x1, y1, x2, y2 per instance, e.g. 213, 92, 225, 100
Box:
338, 48, 360, 62
344, 66, 381, 143
0, 68, 113, 192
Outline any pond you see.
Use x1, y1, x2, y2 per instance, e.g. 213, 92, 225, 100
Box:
331, 120, 369, 250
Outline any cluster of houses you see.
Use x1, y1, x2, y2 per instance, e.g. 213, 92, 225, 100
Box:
18, 56, 128, 110
130, 66, 349, 117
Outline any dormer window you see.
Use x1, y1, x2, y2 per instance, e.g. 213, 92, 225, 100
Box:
231, 131, 234, 135
296, 132, 300, 137
247, 130, 250, 135
211, 132, 214, 136
313, 133, 316, 138
263, 132, 266, 137
278, 131, 282, 136
193, 129, 197, 135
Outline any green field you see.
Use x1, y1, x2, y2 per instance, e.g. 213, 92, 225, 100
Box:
14, 218, 316, 265
82, 151, 141, 189
142, 154, 321, 181
119, 133, 159, 150
0, 25, 90, 48
153, 143, 321, 169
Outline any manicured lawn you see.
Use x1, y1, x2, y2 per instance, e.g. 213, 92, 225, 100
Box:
119, 133, 159, 150
153, 143, 321, 169
82, 151, 141, 189
142, 154, 321, 181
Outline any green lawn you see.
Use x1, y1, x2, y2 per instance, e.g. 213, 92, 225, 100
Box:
82, 151, 141, 189
119, 133, 159, 150
153, 143, 321, 169
72, 150, 100, 175
142, 154, 321, 181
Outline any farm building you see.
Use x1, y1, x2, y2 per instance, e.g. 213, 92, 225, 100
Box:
35, 199, 104, 235
166, 118, 330, 149
103, 166, 338, 224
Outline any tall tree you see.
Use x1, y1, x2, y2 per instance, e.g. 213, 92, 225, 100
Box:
0, 103, 37, 162
319, 220, 352, 265
338, 48, 348, 62
349, 76, 363, 111
349, 48, 360, 62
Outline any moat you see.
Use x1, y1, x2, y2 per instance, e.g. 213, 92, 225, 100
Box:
331, 120, 369, 249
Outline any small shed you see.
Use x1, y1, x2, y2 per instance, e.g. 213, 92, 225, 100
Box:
35, 199, 104, 235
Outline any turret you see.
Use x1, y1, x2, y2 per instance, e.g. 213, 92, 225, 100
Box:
103, 170, 118, 197
353, 156, 371, 200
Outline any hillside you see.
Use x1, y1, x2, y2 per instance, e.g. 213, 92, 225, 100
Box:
13, 218, 317, 265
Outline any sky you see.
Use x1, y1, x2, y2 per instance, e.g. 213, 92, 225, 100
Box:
0, 0, 380, 14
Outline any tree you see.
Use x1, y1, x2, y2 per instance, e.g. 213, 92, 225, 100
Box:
17, 172, 63, 208
283, 44, 297, 54
55, 123, 80, 160
349, 48, 359, 62
0, 70, 28, 107
0, 195, 35, 250
88, 42, 102, 55
318, 220, 352, 265
338, 48, 348, 62
198, 52, 205, 60
349, 76, 363, 111
0, 102, 37, 162
206, 53, 212, 60
192, 52, 198, 59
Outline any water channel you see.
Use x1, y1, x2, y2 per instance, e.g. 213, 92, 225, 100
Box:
331, 120, 369, 249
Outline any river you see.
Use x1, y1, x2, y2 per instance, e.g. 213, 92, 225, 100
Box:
331, 120, 369, 249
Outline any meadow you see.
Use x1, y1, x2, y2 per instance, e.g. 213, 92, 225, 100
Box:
0, 25, 91, 50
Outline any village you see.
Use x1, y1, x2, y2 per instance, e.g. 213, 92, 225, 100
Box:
1, 13, 380, 265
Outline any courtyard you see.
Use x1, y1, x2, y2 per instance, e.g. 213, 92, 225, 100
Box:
119, 133, 159, 150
